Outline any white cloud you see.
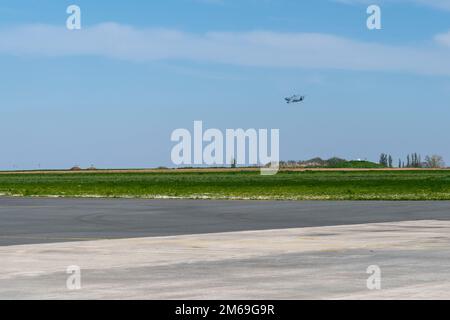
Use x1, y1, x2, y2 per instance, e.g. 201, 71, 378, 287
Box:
435, 31, 450, 47
333, 0, 450, 11
415, 0, 450, 10
0, 23, 450, 75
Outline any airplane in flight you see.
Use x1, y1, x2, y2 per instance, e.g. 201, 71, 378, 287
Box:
285, 94, 305, 104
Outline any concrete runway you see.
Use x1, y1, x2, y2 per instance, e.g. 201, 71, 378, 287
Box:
2, 197, 450, 299
2, 220, 450, 299
1, 197, 450, 246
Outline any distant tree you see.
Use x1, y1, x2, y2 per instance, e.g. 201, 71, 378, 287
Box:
407, 155, 411, 168
327, 157, 347, 167
398, 159, 402, 168
424, 155, 446, 168
231, 158, 237, 168
413, 153, 419, 168
411, 153, 423, 168
287, 160, 297, 168
379, 153, 388, 167
388, 155, 393, 168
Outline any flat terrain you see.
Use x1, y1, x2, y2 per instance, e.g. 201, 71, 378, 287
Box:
2, 219, 450, 299
1, 169, 450, 200
2, 197, 450, 246
2, 198, 450, 299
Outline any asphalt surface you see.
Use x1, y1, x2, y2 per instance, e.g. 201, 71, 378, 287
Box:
3, 220, 450, 299
1, 197, 450, 246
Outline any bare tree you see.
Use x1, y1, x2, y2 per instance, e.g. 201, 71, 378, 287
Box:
424, 155, 446, 168
379, 153, 388, 167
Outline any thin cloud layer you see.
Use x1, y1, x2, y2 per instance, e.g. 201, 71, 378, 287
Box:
334, 0, 450, 11
415, 0, 450, 10
0, 23, 449, 75
435, 31, 450, 47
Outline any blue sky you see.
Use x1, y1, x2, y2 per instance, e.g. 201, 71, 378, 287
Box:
1, 0, 450, 169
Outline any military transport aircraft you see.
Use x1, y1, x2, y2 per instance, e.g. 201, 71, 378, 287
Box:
285, 94, 305, 104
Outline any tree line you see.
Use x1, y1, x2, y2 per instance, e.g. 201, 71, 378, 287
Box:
379, 153, 446, 168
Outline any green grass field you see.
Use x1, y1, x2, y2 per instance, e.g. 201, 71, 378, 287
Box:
1, 170, 450, 200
